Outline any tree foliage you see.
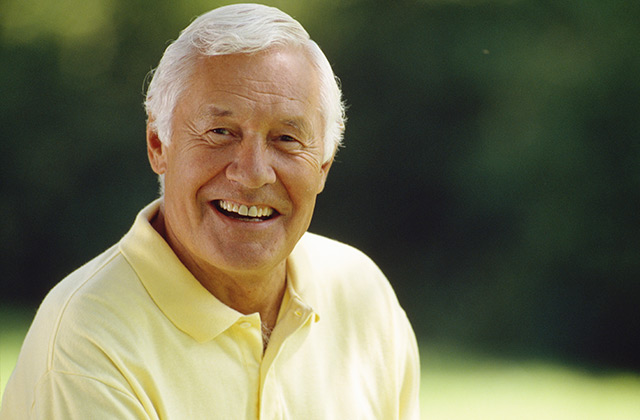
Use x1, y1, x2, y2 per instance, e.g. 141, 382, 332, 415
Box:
1, 0, 639, 369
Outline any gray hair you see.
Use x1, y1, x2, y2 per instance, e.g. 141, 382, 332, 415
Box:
144, 3, 345, 165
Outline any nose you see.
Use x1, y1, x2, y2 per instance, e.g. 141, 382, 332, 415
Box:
225, 136, 276, 189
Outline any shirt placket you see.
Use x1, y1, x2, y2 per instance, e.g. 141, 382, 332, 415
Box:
258, 299, 316, 420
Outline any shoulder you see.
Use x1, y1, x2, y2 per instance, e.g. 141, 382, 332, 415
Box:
45, 243, 124, 299
2, 243, 143, 412
294, 233, 418, 371
32, 244, 124, 332
39, 243, 139, 328
20, 243, 148, 373
293, 232, 402, 314
295, 232, 381, 274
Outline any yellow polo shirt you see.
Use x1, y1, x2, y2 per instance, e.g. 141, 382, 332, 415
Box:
1, 201, 420, 419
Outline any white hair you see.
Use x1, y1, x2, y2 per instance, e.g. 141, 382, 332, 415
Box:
144, 3, 345, 166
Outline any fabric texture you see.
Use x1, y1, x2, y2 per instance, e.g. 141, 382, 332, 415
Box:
1, 201, 420, 419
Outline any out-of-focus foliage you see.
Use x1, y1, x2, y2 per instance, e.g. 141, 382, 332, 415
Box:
1, 0, 639, 370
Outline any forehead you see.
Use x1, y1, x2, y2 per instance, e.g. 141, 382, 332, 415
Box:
180, 47, 321, 120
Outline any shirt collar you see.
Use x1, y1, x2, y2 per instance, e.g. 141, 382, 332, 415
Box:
286, 238, 321, 323
119, 200, 319, 342
119, 200, 242, 343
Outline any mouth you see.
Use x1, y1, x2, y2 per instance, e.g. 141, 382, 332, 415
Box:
213, 199, 278, 222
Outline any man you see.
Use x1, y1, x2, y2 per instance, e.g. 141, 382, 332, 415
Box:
1, 4, 420, 419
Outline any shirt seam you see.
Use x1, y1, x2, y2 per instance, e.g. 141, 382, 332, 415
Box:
46, 249, 124, 371
30, 368, 142, 415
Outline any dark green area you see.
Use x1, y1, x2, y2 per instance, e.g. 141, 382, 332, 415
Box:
2, 0, 639, 370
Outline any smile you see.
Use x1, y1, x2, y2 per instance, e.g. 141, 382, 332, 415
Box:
214, 199, 276, 222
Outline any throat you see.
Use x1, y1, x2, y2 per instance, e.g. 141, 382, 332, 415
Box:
261, 321, 273, 353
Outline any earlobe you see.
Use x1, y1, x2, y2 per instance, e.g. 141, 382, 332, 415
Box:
147, 123, 167, 175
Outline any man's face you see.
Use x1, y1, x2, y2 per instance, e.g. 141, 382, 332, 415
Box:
147, 47, 331, 279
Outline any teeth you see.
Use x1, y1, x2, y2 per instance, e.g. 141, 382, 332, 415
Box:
218, 200, 274, 218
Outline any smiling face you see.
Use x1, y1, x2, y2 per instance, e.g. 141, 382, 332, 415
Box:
147, 46, 332, 282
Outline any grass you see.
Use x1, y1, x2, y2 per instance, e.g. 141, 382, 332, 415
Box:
2, 305, 640, 419
0, 304, 35, 399
420, 344, 640, 419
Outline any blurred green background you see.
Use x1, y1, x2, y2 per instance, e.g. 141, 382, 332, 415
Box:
2, 0, 640, 415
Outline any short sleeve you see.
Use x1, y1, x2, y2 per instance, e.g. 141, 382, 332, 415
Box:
32, 370, 153, 420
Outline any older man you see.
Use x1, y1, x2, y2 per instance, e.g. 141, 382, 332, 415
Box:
1, 4, 420, 419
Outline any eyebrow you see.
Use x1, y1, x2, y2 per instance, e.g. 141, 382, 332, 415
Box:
199, 105, 315, 138
200, 105, 233, 119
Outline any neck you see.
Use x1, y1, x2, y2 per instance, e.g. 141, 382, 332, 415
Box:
150, 205, 286, 331
202, 264, 287, 330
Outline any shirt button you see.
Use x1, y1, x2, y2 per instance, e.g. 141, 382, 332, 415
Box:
294, 310, 303, 317
239, 321, 252, 328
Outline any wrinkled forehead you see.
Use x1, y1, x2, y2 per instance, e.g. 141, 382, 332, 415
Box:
193, 47, 317, 91
179, 47, 323, 130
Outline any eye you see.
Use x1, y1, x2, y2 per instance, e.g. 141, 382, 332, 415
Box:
279, 134, 298, 143
273, 133, 309, 152
210, 128, 231, 136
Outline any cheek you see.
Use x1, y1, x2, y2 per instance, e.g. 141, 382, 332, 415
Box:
290, 171, 326, 205
169, 149, 221, 188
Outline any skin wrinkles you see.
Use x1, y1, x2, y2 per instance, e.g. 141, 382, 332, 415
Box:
196, 105, 317, 150
147, 46, 331, 331
190, 100, 322, 169
192, 83, 320, 147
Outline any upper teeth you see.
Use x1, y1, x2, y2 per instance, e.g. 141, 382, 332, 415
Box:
218, 200, 274, 218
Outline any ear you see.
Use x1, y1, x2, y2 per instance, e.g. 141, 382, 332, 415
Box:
316, 157, 334, 194
147, 122, 167, 175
